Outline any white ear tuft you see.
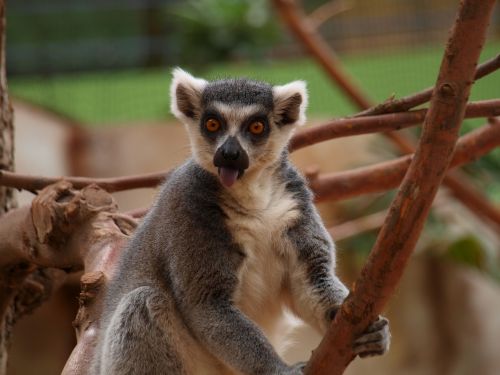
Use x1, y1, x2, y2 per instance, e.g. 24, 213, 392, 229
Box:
272, 80, 308, 126
170, 68, 208, 121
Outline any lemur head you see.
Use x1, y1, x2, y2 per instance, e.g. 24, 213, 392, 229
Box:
170, 68, 308, 188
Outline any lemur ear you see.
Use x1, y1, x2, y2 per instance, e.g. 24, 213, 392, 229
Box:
170, 68, 208, 121
272, 81, 308, 126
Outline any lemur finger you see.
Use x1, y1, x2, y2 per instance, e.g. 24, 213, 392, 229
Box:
364, 316, 389, 333
353, 340, 389, 356
354, 330, 386, 345
358, 349, 386, 358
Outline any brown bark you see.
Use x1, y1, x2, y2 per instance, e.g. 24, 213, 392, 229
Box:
310, 120, 500, 202
0, 181, 135, 375
0, 99, 498, 194
272, 0, 500, 240
304, 1, 496, 373
0, 0, 16, 372
0, 170, 170, 194
290, 98, 500, 151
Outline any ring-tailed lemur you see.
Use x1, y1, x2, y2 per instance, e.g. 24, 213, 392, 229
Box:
92, 69, 390, 374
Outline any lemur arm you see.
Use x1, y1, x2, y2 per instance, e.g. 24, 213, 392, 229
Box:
286, 202, 391, 358
286, 206, 349, 334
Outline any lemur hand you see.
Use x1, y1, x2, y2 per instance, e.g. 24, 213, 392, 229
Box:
353, 316, 391, 357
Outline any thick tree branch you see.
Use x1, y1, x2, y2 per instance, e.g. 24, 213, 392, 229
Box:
290, 98, 500, 151
272, 0, 500, 246
0, 0, 18, 371
305, 1, 496, 373
0, 181, 135, 375
310, 119, 500, 202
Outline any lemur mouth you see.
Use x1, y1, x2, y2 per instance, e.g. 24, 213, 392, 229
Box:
218, 167, 244, 188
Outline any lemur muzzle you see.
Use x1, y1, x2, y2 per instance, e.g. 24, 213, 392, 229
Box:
213, 136, 249, 187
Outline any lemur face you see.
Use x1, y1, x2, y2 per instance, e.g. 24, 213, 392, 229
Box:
170, 69, 308, 187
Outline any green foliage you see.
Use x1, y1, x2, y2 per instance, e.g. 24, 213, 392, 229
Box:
445, 236, 486, 270
10, 41, 499, 125
167, 0, 279, 66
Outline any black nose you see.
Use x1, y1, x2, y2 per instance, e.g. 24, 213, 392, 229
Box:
222, 148, 239, 160
213, 136, 249, 171
220, 137, 241, 160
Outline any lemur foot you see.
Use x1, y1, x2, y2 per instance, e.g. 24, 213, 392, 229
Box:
353, 316, 390, 358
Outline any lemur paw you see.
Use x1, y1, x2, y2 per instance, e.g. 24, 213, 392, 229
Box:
353, 316, 390, 358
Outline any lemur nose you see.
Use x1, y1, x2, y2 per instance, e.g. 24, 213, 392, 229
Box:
221, 136, 241, 160
213, 136, 250, 172
222, 148, 240, 160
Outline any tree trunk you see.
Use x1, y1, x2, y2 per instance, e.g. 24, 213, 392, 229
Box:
0, 0, 16, 372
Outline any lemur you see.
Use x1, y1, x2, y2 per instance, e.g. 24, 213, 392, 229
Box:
92, 69, 390, 375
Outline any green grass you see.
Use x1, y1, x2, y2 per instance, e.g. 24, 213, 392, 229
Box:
9, 41, 500, 125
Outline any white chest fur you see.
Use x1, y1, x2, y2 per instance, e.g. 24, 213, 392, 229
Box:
220, 176, 301, 353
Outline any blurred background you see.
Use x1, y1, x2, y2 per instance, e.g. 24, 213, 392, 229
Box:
6, 0, 500, 374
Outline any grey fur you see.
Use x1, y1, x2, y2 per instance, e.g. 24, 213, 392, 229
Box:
202, 78, 274, 111
92, 72, 390, 375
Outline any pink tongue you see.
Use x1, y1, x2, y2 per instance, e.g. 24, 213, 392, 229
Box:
219, 167, 239, 187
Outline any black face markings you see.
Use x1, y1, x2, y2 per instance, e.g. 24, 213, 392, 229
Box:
200, 110, 227, 142
240, 114, 271, 145
202, 78, 274, 111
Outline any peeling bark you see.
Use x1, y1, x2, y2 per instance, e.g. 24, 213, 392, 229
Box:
0, 182, 135, 374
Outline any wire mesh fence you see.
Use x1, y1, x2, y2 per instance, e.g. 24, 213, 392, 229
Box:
7, 0, 500, 125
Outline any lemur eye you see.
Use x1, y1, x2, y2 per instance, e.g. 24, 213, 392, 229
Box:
248, 121, 265, 135
205, 118, 221, 132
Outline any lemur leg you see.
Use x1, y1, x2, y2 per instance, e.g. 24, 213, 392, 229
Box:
99, 286, 187, 375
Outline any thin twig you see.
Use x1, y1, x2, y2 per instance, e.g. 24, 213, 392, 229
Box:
328, 210, 386, 241
0, 170, 170, 193
307, 0, 353, 30
355, 54, 500, 117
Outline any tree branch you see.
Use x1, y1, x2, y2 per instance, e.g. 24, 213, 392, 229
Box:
1, 99, 498, 194
290, 98, 500, 151
355, 53, 500, 117
272, 0, 372, 109
0, 181, 136, 375
0, 170, 170, 194
272, 0, 500, 247
304, 1, 497, 373
310, 119, 500, 202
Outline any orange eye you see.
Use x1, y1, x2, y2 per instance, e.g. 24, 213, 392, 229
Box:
205, 118, 221, 132
249, 121, 265, 135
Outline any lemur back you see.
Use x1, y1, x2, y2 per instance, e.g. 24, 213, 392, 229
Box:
92, 70, 390, 375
